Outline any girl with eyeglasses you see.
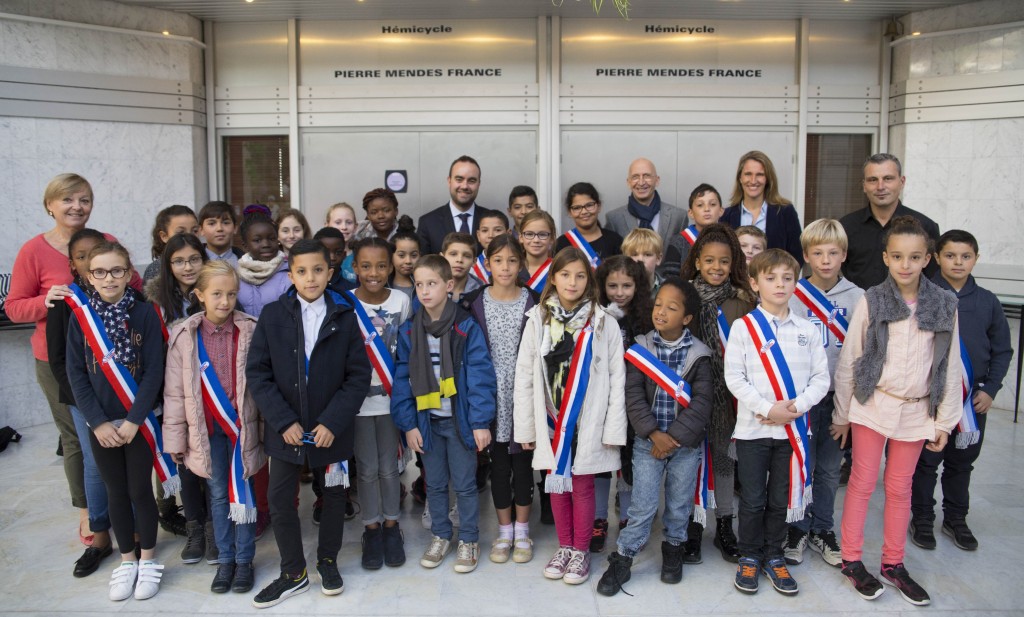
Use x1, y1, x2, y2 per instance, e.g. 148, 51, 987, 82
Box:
143, 205, 199, 284
517, 210, 558, 294
554, 182, 623, 267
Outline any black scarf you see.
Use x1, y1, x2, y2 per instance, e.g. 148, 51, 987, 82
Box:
627, 191, 662, 230
691, 276, 737, 469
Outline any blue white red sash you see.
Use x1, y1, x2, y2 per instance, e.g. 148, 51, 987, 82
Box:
716, 307, 730, 355
956, 337, 980, 449
680, 225, 699, 247
740, 309, 812, 522
65, 284, 180, 495
564, 228, 601, 269
693, 436, 716, 526
154, 305, 169, 342
197, 332, 257, 523
793, 279, 848, 343
546, 320, 594, 494
527, 259, 552, 294
624, 344, 692, 408
471, 254, 490, 284
344, 291, 396, 397
303, 353, 349, 488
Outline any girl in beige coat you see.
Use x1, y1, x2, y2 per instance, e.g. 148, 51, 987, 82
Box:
163, 261, 266, 594
514, 247, 627, 586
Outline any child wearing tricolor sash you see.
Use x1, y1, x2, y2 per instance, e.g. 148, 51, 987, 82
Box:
163, 260, 265, 594
66, 242, 170, 601
665, 183, 725, 274
391, 254, 497, 574
246, 240, 371, 608
554, 182, 624, 266
911, 230, 1011, 553
470, 210, 509, 285
832, 217, 962, 607
591, 256, 653, 552
514, 247, 627, 585
783, 220, 863, 568
596, 278, 714, 597
679, 224, 755, 564
724, 249, 829, 596
346, 237, 411, 570
517, 210, 557, 293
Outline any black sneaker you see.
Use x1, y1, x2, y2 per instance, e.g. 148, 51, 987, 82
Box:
383, 523, 406, 567
158, 504, 188, 536
942, 518, 978, 551
362, 526, 385, 570
880, 562, 930, 606
312, 497, 323, 526
841, 560, 884, 600
539, 488, 554, 525
232, 563, 255, 593
761, 557, 798, 595
660, 541, 684, 584
682, 520, 703, 564
73, 543, 112, 578
734, 557, 760, 594
589, 519, 609, 553
909, 520, 936, 549
412, 476, 427, 504
252, 571, 309, 609
211, 563, 235, 594
783, 527, 807, 565
180, 520, 205, 564
714, 516, 740, 563
808, 530, 842, 567
596, 552, 633, 597
316, 558, 344, 596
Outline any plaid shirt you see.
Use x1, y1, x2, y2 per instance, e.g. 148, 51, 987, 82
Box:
651, 330, 693, 432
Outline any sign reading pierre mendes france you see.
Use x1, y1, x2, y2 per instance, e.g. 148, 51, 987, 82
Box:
561, 19, 798, 84
299, 19, 538, 85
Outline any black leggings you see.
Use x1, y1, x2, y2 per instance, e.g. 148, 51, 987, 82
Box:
490, 441, 534, 510
89, 432, 159, 554
178, 464, 211, 522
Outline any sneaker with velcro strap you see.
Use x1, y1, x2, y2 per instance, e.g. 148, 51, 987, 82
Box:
841, 559, 884, 600
880, 562, 930, 606
733, 557, 759, 594
942, 518, 979, 551
133, 560, 164, 600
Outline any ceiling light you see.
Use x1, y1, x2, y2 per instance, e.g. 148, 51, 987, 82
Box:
912, 31, 921, 36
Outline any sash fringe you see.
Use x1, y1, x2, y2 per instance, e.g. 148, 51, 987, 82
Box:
955, 430, 980, 449
325, 468, 350, 489
545, 473, 573, 494
693, 506, 707, 527
161, 475, 181, 498
229, 503, 259, 524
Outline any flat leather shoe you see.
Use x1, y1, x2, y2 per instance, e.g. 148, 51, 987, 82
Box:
73, 543, 112, 578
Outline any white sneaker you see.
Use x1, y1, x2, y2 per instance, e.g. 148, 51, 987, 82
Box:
421, 506, 432, 530
420, 536, 451, 569
133, 560, 164, 600
453, 541, 479, 573
109, 561, 138, 601
449, 505, 460, 528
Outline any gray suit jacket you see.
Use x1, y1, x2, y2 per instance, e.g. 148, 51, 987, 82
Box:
603, 201, 689, 243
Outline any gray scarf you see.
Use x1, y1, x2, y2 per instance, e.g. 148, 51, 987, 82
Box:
853, 275, 958, 415
410, 299, 458, 410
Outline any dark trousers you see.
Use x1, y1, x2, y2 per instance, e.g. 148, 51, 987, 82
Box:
490, 441, 534, 510
269, 458, 347, 576
911, 412, 987, 523
179, 464, 210, 522
735, 438, 792, 562
89, 432, 159, 554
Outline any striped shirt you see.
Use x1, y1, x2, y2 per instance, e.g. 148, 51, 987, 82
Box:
723, 306, 830, 440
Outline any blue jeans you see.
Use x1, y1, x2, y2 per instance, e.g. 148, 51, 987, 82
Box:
617, 436, 700, 558
70, 405, 110, 532
421, 417, 479, 542
792, 393, 842, 534
208, 422, 256, 565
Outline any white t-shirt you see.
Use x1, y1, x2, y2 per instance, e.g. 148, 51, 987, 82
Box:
357, 289, 412, 416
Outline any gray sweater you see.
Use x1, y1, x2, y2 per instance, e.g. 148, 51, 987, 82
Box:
789, 276, 865, 390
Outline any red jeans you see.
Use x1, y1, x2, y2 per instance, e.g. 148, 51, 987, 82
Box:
840, 423, 924, 565
549, 473, 595, 551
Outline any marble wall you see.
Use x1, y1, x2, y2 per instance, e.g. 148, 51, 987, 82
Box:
0, 0, 207, 429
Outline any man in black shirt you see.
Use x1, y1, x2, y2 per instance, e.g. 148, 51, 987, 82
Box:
840, 153, 940, 289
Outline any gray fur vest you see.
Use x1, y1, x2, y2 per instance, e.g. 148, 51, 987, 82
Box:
852, 275, 958, 416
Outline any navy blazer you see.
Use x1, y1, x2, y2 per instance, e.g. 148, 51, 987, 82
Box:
720, 202, 804, 266
417, 203, 498, 255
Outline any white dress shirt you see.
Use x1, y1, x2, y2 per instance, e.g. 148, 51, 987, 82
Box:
298, 295, 327, 363
448, 201, 477, 233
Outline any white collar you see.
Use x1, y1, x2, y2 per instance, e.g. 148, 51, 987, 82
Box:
448, 201, 476, 220
298, 294, 326, 315
756, 304, 793, 325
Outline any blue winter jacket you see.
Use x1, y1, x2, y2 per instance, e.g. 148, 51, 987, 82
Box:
390, 304, 497, 451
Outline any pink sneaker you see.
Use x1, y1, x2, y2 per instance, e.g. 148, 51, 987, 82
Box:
563, 549, 590, 585
543, 546, 573, 580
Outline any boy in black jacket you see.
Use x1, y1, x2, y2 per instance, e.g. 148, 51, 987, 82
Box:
247, 240, 371, 608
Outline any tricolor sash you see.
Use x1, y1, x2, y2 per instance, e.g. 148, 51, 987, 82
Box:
527, 259, 552, 294
564, 228, 601, 269
344, 291, 396, 397
793, 279, 848, 344
716, 307, 730, 355
680, 225, 699, 247
154, 305, 170, 342
624, 344, 692, 408
740, 309, 812, 522
197, 332, 257, 523
303, 353, 349, 488
65, 284, 180, 495
693, 437, 716, 526
956, 338, 980, 449
546, 321, 594, 494
471, 254, 490, 284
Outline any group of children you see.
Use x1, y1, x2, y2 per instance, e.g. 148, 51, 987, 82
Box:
50, 176, 1010, 610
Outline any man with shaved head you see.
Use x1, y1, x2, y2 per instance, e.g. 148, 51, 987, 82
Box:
604, 158, 688, 247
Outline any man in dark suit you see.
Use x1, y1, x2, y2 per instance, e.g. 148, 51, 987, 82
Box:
418, 155, 497, 255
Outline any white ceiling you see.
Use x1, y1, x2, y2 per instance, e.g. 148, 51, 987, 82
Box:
114, 0, 974, 22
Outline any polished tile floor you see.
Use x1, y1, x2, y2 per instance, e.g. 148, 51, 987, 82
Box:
1, 409, 1021, 616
